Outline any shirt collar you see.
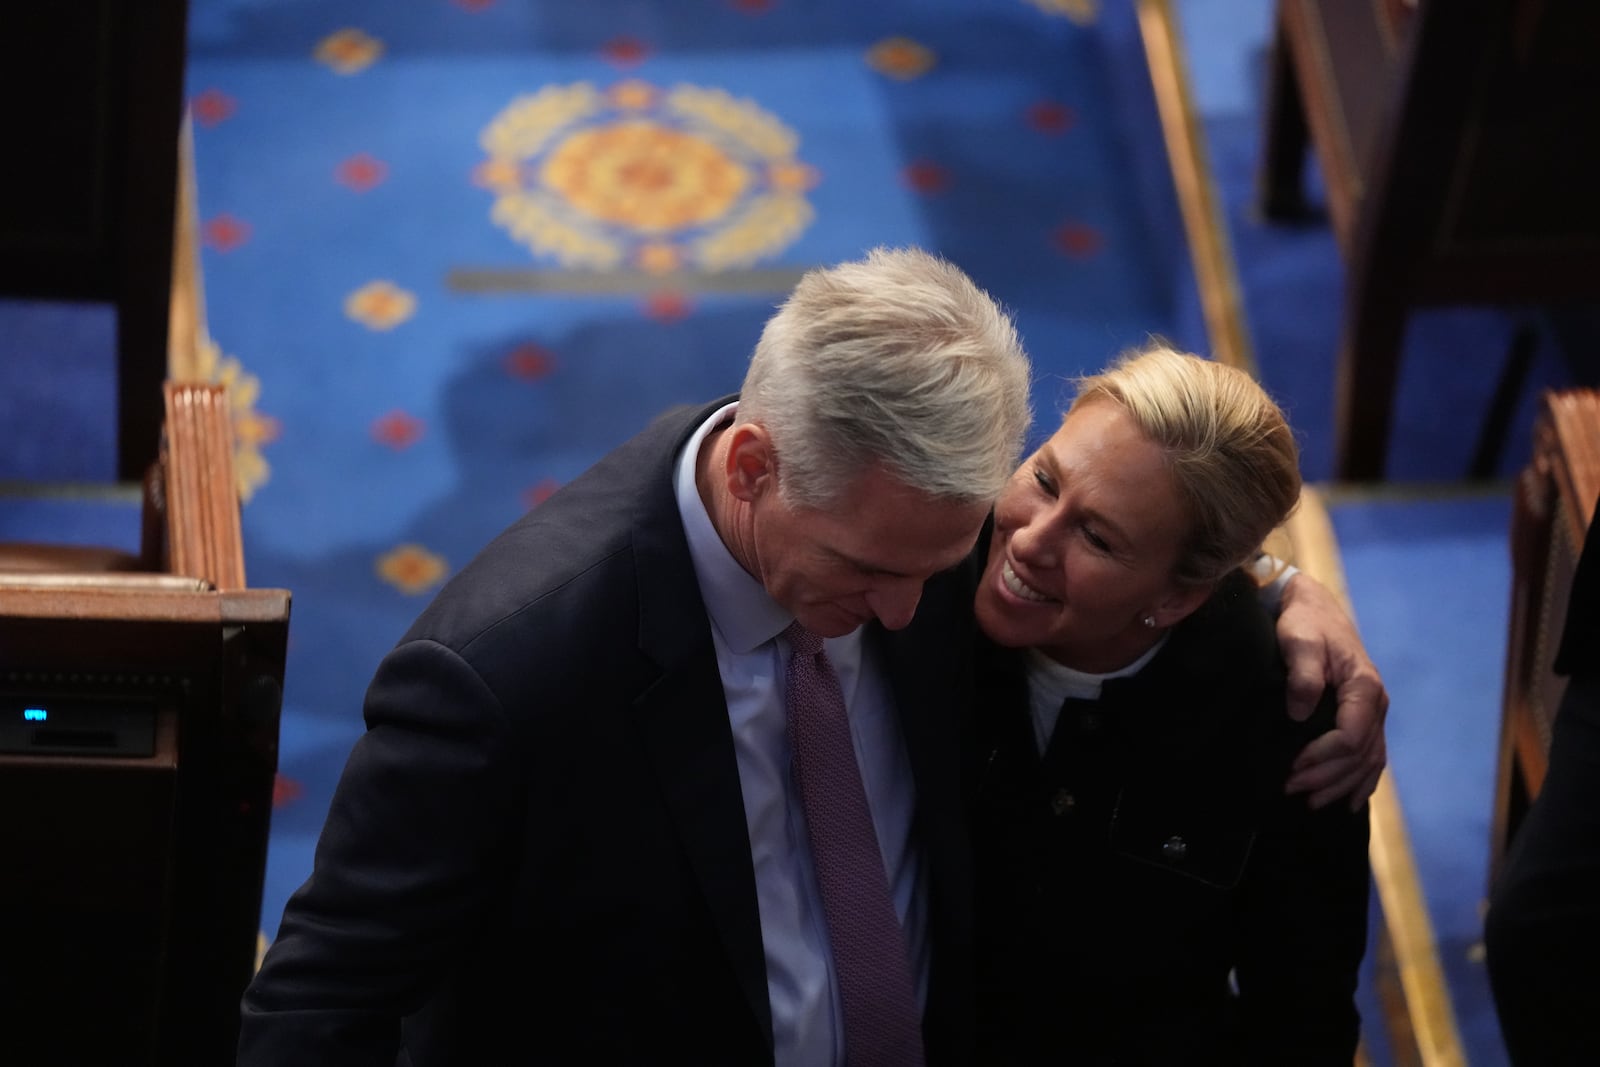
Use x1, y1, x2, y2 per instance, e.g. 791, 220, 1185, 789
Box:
674, 402, 793, 654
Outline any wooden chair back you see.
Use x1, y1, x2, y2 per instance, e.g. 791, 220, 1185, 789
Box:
1490, 388, 1600, 887
1262, 0, 1600, 479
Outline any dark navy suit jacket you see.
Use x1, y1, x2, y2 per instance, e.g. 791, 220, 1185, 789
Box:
969, 571, 1370, 1065
239, 398, 979, 1065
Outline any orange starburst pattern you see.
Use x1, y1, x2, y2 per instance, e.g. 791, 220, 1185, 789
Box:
234, 410, 282, 450
766, 161, 820, 194
542, 120, 749, 233
608, 79, 659, 111
635, 243, 682, 274
193, 336, 275, 501
377, 544, 449, 595
866, 38, 936, 80
479, 81, 817, 272
1024, 0, 1099, 24
315, 28, 384, 75
344, 281, 417, 331
472, 159, 522, 193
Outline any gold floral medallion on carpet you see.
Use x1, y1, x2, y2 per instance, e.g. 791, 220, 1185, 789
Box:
477, 80, 819, 273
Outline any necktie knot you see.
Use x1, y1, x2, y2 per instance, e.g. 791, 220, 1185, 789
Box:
784, 620, 824, 658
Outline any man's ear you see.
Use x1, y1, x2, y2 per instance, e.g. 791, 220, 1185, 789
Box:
1151, 580, 1213, 630
725, 423, 778, 503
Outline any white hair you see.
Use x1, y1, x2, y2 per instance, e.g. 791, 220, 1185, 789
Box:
738, 247, 1033, 508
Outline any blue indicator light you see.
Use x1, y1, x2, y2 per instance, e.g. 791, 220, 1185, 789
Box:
23, 708, 47, 722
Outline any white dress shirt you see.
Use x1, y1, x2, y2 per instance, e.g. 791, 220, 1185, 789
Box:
673, 403, 929, 1067
1024, 641, 1163, 754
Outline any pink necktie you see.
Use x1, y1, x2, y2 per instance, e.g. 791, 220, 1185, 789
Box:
784, 621, 926, 1066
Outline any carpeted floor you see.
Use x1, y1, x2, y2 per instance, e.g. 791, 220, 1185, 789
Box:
1, 1, 1557, 1062
1329, 488, 1515, 1067
178, 0, 1208, 954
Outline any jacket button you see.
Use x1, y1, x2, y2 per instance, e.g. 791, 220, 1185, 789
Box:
1161, 835, 1188, 863
1078, 710, 1102, 735
1050, 789, 1076, 816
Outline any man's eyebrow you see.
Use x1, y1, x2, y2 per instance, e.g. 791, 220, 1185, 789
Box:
824, 544, 912, 578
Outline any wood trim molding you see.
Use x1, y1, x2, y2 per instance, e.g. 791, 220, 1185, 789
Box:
162, 382, 247, 590
1546, 389, 1600, 540
1135, 0, 1257, 377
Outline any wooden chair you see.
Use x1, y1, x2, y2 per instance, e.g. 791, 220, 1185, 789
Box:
0, 0, 190, 480
0, 382, 289, 1066
1260, 0, 1600, 480
1490, 388, 1600, 889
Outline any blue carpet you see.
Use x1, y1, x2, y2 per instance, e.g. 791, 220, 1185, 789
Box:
0, 2, 1534, 1061
0, 300, 119, 484
0, 491, 142, 551
182, 0, 1204, 944
1330, 490, 1514, 1065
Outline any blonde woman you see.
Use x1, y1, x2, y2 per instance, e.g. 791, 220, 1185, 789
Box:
970, 346, 1370, 1064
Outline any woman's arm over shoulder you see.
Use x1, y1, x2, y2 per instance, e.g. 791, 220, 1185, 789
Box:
1274, 572, 1389, 809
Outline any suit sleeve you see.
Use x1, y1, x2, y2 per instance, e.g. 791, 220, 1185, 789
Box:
238, 638, 525, 1065
1232, 766, 1372, 1064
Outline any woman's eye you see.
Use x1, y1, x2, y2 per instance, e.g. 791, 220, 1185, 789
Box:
1082, 527, 1110, 552
1032, 468, 1055, 494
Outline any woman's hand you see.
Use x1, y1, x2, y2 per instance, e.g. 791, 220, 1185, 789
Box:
1276, 572, 1390, 810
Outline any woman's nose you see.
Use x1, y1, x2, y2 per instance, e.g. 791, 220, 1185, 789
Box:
1007, 511, 1057, 568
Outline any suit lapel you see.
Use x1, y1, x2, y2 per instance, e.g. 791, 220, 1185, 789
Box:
633, 653, 773, 1046
876, 567, 979, 1060
625, 401, 774, 1051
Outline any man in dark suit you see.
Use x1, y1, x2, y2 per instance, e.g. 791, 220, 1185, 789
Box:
240, 247, 1386, 1065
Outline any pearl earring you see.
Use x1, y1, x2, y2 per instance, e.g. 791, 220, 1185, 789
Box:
1142, 615, 1156, 628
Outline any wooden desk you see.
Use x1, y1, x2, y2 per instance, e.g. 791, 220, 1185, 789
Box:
0, 1, 190, 480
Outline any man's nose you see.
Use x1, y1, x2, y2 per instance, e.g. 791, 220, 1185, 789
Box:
867, 578, 924, 631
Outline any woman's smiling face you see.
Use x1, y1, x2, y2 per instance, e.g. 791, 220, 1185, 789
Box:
974, 397, 1203, 671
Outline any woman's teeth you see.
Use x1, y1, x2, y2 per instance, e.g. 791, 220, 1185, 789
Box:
1002, 560, 1050, 602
